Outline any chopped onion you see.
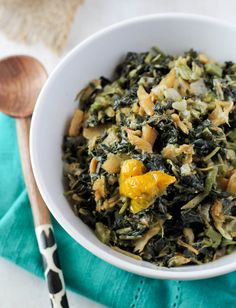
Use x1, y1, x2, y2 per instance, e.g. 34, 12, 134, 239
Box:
151, 84, 166, 97
190, 79, 207, 96
164, 88, 181, 100
180, 163, 191, 176
172, 100, 187, 111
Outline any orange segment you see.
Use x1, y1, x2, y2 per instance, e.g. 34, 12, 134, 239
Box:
151, 171, 176, 192
119, 159, 176, 213
120, 159, 145, 179
120, 172, 160, 200
130, 199, 151, 214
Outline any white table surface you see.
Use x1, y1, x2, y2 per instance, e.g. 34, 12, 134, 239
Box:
1, 0, 236, 307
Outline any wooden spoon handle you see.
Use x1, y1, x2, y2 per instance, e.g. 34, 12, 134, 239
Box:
16, 118, 69, 308
16, 118, 50, 226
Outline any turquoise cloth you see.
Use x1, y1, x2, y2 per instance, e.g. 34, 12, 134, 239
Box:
1, 113, 236, 308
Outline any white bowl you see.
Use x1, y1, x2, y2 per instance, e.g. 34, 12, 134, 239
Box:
30, 13, 236, 280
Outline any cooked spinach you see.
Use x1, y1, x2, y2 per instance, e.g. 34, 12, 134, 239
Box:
63, 48, 236, 267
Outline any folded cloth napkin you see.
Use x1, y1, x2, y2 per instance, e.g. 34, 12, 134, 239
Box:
1, 113, 236, 308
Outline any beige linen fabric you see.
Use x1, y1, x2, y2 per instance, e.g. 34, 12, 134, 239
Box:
0, 0, 83, 52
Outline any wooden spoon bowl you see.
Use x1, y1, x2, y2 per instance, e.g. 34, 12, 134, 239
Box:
0, 55, 47, 117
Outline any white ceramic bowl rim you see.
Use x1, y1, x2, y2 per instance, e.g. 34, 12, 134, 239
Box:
31, 13, 236, 280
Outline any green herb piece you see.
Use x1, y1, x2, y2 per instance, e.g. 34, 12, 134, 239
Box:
203, 147, 221, 162
191, 62, 202, 80
213, 78, 224, 100
91, 100, 102, 110
204, 167, 218, 195
205, 62, 222, 77
177, 62, 202, 81
119, 199, 130, 214
217, 154, 226, 175
168, 255, 191, 267
144, 52, 153, 64
204, 225, 222, 248
116, 227, 132, 235
181, 193, 207, 210
177, 64, 192, 80
95, 222, 111, 244
119, 235, 142, 240
228, 128, 236, 141
203, 91, 216, 103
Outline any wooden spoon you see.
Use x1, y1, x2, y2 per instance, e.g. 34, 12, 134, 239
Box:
0, 56, 69, 308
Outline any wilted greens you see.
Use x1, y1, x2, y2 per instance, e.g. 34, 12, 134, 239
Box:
62, 48, 236, 267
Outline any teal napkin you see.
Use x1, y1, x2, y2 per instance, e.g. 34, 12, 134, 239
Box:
1, 113, 236, 308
